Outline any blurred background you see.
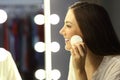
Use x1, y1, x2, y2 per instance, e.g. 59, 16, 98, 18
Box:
0, 0, 120, 80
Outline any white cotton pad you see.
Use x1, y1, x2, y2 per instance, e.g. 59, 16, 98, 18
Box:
70, 35, 83, 45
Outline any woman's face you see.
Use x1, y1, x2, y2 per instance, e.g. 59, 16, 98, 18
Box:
59, 9, 82, 51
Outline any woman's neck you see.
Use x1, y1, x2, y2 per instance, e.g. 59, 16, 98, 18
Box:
85, 49, 103, 80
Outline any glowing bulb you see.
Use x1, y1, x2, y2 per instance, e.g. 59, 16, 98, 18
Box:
35, 69, 45, 80
51, 42, 60, 53
50, 14, 60, 25
52, 69, 61, 80
34, 14, 44, 25
34, 42, 45, 52
0, 9, 7, 24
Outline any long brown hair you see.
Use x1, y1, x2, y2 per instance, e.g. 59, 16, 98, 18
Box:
70, 1, 120, 56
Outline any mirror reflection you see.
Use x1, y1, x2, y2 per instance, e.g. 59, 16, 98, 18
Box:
0, 0, 44, 80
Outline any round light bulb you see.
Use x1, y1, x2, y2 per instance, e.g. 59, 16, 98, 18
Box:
35, 69, 45, 80
0, 9, 8, 24
34, 42, 45, 52
51, 42, 60, 53
34, 14, 44, 25
52, 69, 61, 80
50, 14, 60, 25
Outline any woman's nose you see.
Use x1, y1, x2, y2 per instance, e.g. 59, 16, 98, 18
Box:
59, 27, 64, 35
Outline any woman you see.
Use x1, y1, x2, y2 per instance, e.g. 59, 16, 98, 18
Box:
0, 48, 22, 80
59, 1, 120, 80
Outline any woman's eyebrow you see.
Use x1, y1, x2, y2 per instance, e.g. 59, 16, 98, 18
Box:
65, 21, 73, 24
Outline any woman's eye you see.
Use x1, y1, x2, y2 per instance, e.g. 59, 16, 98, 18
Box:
66, 25, 71, 28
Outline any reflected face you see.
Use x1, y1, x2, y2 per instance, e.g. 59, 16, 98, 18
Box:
59, 9, 82, 51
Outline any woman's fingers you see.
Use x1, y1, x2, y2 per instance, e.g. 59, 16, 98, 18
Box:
70, 42, 87, 70
72, 45, 80, 56
79, 43, 87, 57
71, 42, 87, 57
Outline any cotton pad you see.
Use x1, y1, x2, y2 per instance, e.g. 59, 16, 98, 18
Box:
70, 35, 83, 45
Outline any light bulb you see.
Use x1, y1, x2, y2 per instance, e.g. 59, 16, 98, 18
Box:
34, 14, 44, 25
0, 9, 7, 24
34, 42, 45, 52
51, 42, 60, 53
50, 14, 60, 25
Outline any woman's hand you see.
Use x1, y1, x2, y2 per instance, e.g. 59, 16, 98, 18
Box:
70, 42, 88, 80
68, 42, 88, 80
70, 42, 87, 70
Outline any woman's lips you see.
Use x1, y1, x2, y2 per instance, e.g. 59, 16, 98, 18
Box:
65, 39, 69, 43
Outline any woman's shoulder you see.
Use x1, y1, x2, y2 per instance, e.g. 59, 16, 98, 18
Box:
0, 48, 11, 62
105, 55, 120, 62
102, 55, 120, 70
92, 55, 120, 79
110, 55, 120, 64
